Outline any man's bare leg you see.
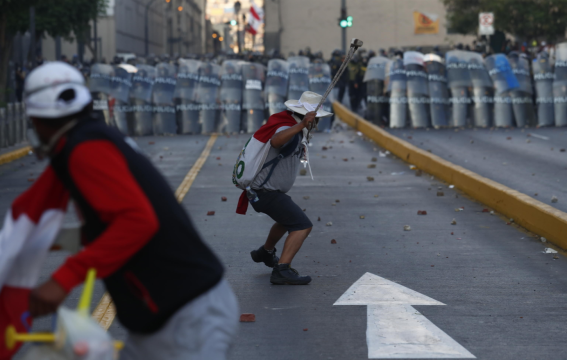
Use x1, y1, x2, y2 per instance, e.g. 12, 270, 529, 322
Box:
279, 227, 312, 264
264, 223, 288, 251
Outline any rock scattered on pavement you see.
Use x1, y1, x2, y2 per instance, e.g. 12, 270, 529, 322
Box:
403, 225, 411, 231
240, 314, 256, 322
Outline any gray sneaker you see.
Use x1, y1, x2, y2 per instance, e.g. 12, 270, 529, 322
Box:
270, 264, 312, 285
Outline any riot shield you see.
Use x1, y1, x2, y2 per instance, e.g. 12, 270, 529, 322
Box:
175, 59, 202, 134
287, 56, 310, 101
533, 53, 555, 127
424, 54, 449, 128
109, 66, 133, 134
196, 62, 222, 134
485, 54, 519, 127
363, 56, 389, 125
554, 42, 567, 126
309, 62, 333, 131
129, 64, 156, 136
468, 53, 493, 128
446, 51, 472, 127
404, 51, 429, 128
242, 62, 266, 133
153, 63, 177, 135
266, 59, 289, 115
220, 60, 243, 133
88, 63, 113, 125
509, 52, 536, 127
386, 59, 407, 128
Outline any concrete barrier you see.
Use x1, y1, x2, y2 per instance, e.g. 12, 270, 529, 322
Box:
333, 101, 567, 250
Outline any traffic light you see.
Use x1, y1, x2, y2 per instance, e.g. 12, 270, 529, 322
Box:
338, 15, 353, 28
230, 19, 237, 26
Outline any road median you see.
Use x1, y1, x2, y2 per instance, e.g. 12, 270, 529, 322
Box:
333, 101, 567, 250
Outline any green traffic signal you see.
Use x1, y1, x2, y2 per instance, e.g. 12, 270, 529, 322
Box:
340, 19, 348, 28
346, 15, 353, 27
230, 19, 237, 26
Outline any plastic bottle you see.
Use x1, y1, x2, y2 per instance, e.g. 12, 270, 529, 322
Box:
246, 186, 259, 203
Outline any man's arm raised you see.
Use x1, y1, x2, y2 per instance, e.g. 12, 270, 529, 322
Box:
270, 111, 316, 149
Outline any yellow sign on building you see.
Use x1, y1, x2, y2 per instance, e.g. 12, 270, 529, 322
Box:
413, 11, 439, 35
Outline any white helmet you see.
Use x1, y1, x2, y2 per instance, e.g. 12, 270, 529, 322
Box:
24, 62, 92, 119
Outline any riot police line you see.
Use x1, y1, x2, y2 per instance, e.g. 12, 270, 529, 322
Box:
361, 42, 567, 128
87, 44, 567, 136
87, 57, 336, 136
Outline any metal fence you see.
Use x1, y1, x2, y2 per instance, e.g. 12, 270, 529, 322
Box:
0, 103, 28, 149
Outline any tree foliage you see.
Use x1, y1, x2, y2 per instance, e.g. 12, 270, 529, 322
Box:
7, 0, 107, 43
0, 0, 107, 102
441, 0, 567, 43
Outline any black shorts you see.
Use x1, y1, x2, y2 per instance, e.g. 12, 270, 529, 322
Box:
251, 190, 313, 232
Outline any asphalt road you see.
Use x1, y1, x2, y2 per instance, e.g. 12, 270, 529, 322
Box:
386, 127, 567, 214
183, 127, 567, 360
5, 125, 567, 359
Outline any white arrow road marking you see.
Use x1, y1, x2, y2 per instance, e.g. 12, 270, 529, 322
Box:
334, 273, 475, 359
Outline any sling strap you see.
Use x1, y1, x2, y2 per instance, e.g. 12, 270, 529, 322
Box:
258, 133, 301, 188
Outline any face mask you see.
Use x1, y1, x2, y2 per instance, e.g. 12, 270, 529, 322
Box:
27, 120, 78, 160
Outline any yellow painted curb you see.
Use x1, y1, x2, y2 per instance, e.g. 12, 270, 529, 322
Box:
333, 101, 567, 250
0, 146, 31, 166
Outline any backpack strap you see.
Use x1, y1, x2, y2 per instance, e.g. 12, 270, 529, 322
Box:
258, 133, 300, 188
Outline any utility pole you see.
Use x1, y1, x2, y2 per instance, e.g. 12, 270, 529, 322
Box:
341, 0, 346, 53
30, 6, 36, 67
145, 0, 157, 55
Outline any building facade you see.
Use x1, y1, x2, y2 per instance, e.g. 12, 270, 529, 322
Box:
42, 0, 208, 63
264, 0, 474, 58
206, 0, 264, 53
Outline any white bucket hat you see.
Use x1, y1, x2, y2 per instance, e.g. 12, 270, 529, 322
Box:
24, 61, 92, 119
285, 91, 333, 118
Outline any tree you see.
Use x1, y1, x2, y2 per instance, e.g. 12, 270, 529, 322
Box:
0, 0, 107, 103
0, 0, 38, 103
442, 0, 567, 43
9, 0, 107, 55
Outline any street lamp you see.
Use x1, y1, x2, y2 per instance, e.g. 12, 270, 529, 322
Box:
145, 0, 158, 55
234, 1, 241, 53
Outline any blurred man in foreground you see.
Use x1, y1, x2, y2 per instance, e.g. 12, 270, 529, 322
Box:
0, 62, 238, 360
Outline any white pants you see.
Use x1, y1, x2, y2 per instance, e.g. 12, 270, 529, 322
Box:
119, 278, 239, 360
